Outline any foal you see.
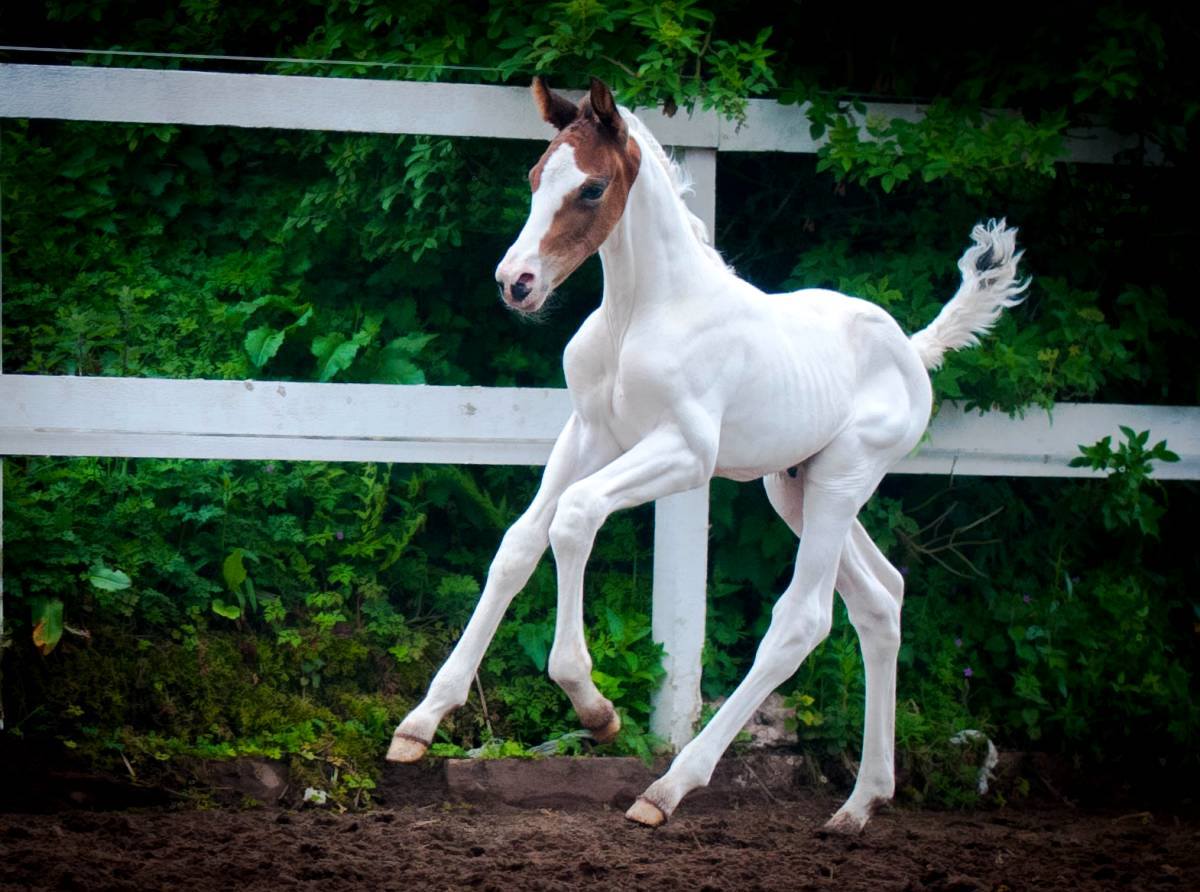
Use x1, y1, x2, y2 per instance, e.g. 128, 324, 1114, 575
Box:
388, 78, 1027, 831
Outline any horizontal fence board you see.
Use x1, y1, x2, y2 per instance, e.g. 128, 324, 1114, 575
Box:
718, 97, 925, 153
0, 375, 569, 464
0, 63, 557, 141
0, 63, 1138, 163
1, 375, 1196, 479
0, 430, 554, 466
0, 63, 714, 148
906, 401, 1200, 480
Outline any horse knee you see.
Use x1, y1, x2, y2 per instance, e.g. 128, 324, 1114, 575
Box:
782, 589, 833, 639
548, 485, 602, 555
761, 595, 833, 672
488, 520, 545, 590
850, 593, 901, 652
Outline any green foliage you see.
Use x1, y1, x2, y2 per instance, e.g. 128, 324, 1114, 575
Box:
805, 97, 1066, 198
484, 0, 776, 121
2, 0, 1198, 795
1069, 428, 1180, 536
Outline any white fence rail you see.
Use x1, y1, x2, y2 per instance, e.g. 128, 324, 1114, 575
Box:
0, 62, 1195, 743
0, 63, 1142, 162
3, 375, 1197, 478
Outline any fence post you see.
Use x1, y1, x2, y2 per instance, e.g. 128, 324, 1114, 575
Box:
650, 487, 710, 749
648, 147, 717, 750
1, 158, 6, 730
0, 461, 5, 732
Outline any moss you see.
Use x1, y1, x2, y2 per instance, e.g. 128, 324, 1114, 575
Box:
2, 622, 410, 806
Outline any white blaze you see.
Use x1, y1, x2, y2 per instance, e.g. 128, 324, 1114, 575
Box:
496, 143, 587, 284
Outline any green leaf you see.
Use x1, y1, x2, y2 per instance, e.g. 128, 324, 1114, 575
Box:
378, 355, 425, 385
176, 144, 211, 174
88, 565, 132, 591
223, 549, 248, 592
243, 576, 258, 613
31, 598, 65, 656
244, 326, 286, 368
211, 599, 242, 620
311, 332, 363, 382
517, 623, 550, 671
605, 606, 625, 643
288, 307, 314, 331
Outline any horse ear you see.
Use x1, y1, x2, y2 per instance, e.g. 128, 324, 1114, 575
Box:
589, 77, 623, 135
532, 77, 579, 131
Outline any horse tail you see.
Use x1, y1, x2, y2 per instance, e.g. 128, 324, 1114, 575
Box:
910, 219, 1029, 371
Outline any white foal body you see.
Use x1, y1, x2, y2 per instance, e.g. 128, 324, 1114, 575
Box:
389, 78, 1027, 832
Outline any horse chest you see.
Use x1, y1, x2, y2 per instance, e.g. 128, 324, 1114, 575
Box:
569, 367, 662, 450
565, 338, 680, 450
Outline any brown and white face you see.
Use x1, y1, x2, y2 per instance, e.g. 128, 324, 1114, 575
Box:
495, 77, 641, 313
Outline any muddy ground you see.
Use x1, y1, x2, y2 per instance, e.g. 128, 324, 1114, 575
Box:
1, 769, 1196, 891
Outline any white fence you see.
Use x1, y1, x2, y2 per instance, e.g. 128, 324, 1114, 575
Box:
1, 62, 1197, 743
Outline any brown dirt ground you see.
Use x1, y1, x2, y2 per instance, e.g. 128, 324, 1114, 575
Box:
2, 794, 1197, 891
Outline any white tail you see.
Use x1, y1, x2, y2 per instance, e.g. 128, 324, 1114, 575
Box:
910, 219, 1029, 371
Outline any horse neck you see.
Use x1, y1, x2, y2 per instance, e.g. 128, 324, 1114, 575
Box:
597, 134, 719, 322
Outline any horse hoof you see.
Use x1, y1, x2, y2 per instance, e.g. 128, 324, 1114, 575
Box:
385, 733, 429, 763
589, 711, 622, 744
625, 797, 667, 827
822, 809, 868, 835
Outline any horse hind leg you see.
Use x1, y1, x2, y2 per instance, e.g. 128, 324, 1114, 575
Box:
824, 518, 903, 833
627, 469, 851, 826
766, 472, 905, 834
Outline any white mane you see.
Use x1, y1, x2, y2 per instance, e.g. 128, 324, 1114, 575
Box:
620, 109, 732, 272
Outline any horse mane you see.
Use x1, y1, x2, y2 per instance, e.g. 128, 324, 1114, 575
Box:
620, 109, 732, 272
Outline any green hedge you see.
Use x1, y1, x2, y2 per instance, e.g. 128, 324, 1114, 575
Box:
1, 1, 1197, 805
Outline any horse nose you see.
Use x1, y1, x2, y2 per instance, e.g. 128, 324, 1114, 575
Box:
510, 273, 534, 303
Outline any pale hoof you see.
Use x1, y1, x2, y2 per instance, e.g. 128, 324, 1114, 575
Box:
625, 797, 667, 827
385, 733, 429, 763
823, 808, 868, 835
589, 711, 622, 744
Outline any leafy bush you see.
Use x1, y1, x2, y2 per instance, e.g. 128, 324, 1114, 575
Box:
2, 1, 1198, 803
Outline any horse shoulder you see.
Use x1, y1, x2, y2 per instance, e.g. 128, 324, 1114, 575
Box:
562, 311, 611, 387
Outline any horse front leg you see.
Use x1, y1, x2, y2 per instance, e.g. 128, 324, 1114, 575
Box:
387, 414, 618, 762
545, 428, 714, 744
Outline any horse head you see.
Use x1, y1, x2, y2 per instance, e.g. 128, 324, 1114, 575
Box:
495, 78, 641, 313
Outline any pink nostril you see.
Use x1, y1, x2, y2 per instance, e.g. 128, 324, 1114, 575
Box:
511, 273, 535, 303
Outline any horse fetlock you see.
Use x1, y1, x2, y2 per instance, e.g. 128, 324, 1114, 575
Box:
425, 678, 470, 714
853, 772, 895, 802
580, 701, 621, 743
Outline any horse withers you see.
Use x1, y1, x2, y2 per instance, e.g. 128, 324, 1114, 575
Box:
388, 77, 1027, 831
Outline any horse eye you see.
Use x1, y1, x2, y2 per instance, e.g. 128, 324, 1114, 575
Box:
580, 182, 607, 202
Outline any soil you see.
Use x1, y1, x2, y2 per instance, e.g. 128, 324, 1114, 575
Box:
2, 783, 1197, 891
